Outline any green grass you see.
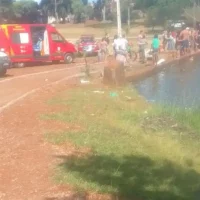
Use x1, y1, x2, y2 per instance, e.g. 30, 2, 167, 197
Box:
43, 86, 200, 200
153, 105, 200, 133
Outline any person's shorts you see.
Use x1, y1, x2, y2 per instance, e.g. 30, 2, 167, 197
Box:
183, 40, 189, 48
139, 45, 145, 52
153, 48, 159, 53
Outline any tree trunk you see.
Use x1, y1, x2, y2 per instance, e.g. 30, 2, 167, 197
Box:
102, 5, 106, 21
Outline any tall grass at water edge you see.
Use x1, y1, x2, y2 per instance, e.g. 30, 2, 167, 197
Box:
149, 104, 200, 134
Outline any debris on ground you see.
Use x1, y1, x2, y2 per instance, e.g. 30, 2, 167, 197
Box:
157, 58, 165, 65
80, 79, 90, 84
109, 92, 118, 97
93, 90, 105, 94
124, 96, 136, 101
145, 49, 153, 59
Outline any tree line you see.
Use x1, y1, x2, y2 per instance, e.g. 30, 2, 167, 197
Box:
0, 0, 199, 26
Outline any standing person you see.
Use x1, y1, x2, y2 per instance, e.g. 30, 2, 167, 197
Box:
189, 29, 195, 52
194, 29, 198, 51
166, 31, 175, 58
98, 38, 108, 62
162, 30, 168, 51
112, 35, 118, 57
151, 34, 160, 66
137, 30, 147, 63
120, 34, 128, 52
180, 27, 190, 54
104, 33, 110, 45
196, 29, 200, 49
175, 30, 182, 57
114, 34, 129, 67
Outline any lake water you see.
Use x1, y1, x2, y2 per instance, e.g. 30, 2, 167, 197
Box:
134, 58, 200, 108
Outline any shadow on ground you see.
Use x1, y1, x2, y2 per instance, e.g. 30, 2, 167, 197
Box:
54, 154, 200, 200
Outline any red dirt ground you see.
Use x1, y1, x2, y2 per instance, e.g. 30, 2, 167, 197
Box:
0, 78, 117, 200
0, 50, 196, 199
0, 59, 121, 200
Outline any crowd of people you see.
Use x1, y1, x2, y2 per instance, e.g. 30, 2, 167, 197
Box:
98, 26, 200, 67
141, 26, 200, 66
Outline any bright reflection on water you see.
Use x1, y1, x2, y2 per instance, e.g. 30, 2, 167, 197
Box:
134, 58, 200, 108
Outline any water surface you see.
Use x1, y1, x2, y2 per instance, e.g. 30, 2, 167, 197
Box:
134, 59, 200, 108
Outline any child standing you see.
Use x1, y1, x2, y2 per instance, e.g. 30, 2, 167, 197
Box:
152, 34, 160, 66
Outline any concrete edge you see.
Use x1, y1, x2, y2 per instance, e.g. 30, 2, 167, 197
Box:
125, 51, 200, 82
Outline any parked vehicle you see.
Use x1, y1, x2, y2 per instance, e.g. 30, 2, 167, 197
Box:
0, 24, 77, 67
166, 20, 186, 31
0, 51, 11, 76
77, 35, 99, 56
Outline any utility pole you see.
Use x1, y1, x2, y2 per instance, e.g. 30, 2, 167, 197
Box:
127, 6, 130, 29
193, 0, 196, 29
54, 0, 58, 23
102, 5, 106, 22
116, 0, 122, 36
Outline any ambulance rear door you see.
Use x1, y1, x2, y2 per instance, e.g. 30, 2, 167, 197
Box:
8, 25, 33, 62
0, 26, 10, 55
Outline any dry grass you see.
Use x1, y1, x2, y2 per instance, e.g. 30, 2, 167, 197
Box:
55, 20, 163, 40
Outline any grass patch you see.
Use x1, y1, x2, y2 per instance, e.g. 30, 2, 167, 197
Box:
44, 86, 200, 200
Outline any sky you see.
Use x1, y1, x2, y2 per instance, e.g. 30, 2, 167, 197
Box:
33, 0, 96, 3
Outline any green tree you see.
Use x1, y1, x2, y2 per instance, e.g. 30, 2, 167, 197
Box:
0, 0, 14, 22
12, 0, 38, 18
144, 0, 192, 28
40, 0, 71, 19
71, 0, 86, 22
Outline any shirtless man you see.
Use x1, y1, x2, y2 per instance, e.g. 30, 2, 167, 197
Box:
180, 27, 190, 55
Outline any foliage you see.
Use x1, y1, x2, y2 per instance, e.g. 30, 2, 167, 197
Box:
71, 0, 85, 22
0, 0, 40, 23
0, 0, 197, 24
40, 0, 71, 19
143, 0, 192, 27
12, 0, 38, 17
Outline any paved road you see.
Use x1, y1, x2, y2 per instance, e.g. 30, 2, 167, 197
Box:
0, 60, 102, 113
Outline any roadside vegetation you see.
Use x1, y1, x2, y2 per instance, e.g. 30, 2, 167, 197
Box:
42, 85, 200, 200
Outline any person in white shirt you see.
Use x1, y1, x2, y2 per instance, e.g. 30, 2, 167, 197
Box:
113, 35, 128, 52
112, 35, 118, 57
119, 34, 128, 51
113, 34, 128, 66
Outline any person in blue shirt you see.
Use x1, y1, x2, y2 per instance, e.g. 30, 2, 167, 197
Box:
152, 34, 160, 66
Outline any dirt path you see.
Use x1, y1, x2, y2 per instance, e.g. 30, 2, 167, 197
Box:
0, 61, 102, 112
0, 57, 98, 79
0, 60, 104, 200
0, 81, 112, 200
0, 82, 74, 200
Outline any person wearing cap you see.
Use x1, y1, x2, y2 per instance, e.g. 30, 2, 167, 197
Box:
180, 27, 190, 55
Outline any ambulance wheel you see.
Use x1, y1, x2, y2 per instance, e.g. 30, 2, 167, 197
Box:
0, 68, 7, 77
64, 53, 73, 64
